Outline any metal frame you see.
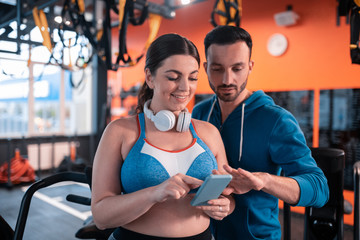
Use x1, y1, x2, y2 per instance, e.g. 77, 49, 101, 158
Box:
0, 0, 59, 54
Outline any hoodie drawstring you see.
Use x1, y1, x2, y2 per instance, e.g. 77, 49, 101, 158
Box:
207, 97, 245, 162
239, 103, 245, 162
207, 97, 217, 122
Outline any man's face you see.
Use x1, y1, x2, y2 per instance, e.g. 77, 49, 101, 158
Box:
204, 41, 254, 103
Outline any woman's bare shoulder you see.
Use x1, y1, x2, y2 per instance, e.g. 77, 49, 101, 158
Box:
191, 119, 220, 137
191, 119, 226, 160
103, 115, 139, 137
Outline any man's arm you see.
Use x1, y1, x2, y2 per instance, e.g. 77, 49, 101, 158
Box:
268, 111, 329, 208
217, 110, 329, 207
218, 165, 300, 205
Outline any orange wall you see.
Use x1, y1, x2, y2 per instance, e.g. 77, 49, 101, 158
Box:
109, 0, 359, 96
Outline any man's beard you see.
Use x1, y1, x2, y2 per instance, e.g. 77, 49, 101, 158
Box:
209, 79, 247, 102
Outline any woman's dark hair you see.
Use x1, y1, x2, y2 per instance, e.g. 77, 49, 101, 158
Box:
204, 25, 253, 60
136, 33, 200, 113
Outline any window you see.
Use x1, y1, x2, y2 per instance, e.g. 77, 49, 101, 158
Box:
0, 20, 95, 138
0, 54, 94, 138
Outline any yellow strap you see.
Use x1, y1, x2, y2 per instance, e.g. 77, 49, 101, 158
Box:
118, 0, 126, 30
77, 0, 85, 14
32, 7, 41, 31
216, 0, 227, 25
97, 29, 103, 41
123, 14, 161, 67
354, 0, 360, 7
144, 13, 162, 50
39, 10, 52, 52
32, 7, 52, 53
350, 44, 358, 49
39, 9, 48, 30
215, 0, 242, 26
237, 0, 242, 17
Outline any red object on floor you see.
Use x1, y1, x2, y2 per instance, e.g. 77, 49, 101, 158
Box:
0, 148, 36, 184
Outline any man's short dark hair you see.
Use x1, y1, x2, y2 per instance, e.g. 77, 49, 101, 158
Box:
204, 26, 253, 59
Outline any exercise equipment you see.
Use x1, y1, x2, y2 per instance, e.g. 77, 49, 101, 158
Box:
0, 169, 112, 240
353, 161, 360, 240
337, 0, 360, 64
0, 148, 35, 186
304, 148, 345, 240
282, 147, 345, 240
32, 7, 52, 53
68, 167, 114, 240
211, 0, 242, 27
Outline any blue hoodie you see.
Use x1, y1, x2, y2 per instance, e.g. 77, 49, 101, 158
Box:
192, 90, 329, 240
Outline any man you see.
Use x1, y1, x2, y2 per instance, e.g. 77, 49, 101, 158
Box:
192, 25, 329, 239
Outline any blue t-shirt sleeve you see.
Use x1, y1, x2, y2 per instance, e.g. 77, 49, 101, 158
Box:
268, 109, 329, 207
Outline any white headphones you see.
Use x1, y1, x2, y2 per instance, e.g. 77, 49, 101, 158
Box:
143, 100, 191, 132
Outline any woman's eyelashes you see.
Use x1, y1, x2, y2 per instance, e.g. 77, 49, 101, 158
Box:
166, 75, 198, 81
167, 75, 180, 81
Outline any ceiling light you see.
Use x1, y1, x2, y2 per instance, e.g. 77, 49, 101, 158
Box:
181, 0, 191, 5
54, 16, 62, 24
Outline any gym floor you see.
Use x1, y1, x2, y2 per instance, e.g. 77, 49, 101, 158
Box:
0, 178, 355, 240
0, 178, 91, 240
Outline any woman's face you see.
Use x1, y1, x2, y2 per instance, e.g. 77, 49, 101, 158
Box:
145, 54, 199, 113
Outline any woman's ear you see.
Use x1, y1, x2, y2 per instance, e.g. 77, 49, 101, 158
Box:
145, 68, 154, 89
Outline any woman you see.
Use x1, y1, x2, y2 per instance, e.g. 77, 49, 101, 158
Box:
91, 33, 234, 240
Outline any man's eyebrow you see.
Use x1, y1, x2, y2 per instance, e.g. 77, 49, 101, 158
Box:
209, 63, 222, 67
210, 62, 246, 67
232, 62, 246, 66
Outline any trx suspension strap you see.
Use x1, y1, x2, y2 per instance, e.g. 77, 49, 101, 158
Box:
52, 0, 94, 71
211, 0, 242, 27
114, 0, 161, 68
350, 0, 360, 64
144, 13, 162, 50
338, 0, 360, 64
32, 7, 52, 53
100, 0, 151, 69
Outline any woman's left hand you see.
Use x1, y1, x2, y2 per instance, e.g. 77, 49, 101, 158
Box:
195, 195, 231, 220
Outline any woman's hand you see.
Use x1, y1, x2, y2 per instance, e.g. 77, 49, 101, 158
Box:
152, 173, 203, 203
195, 195, 231, 220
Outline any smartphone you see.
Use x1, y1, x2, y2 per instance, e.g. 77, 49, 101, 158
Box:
190, 174, 232, 206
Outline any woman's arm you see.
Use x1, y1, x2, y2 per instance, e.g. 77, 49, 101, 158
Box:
91, 119, 156, 229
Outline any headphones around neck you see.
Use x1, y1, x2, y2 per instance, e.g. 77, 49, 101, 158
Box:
143, 100, 191, 132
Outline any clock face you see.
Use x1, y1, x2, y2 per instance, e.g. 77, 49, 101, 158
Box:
267, 33, 288, 57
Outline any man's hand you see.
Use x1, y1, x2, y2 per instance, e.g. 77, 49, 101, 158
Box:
213, 165, 266, 195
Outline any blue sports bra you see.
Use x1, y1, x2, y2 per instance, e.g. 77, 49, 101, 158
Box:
121, 113, 218, 194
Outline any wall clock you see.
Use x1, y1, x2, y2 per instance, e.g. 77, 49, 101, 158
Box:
267, 33, 288, 57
